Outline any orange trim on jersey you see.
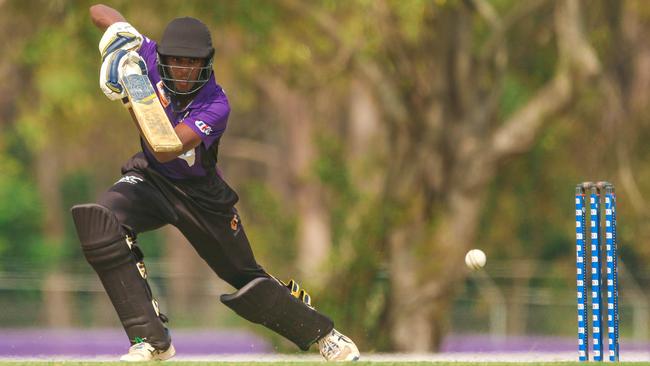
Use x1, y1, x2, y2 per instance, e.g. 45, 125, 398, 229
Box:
156, 81, 170, 108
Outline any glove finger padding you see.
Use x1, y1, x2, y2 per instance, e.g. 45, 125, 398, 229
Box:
99, 22, 143, 60
99, 50, 147, 101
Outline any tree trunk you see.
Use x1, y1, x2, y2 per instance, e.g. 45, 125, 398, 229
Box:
348, 78, 381, 161
257, 77, 331, 285
508, 262, 535, 334
37, 142, 73, 327
164, 225, 221, 325
165, 226, 201, 314
388, 185, 486, 350
388, 226, 432, 351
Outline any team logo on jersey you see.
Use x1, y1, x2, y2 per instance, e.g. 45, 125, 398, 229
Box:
195, 120, 212, 135
115, 175, 143, 185
156, 81, 170, 108
230, 214, 240, 232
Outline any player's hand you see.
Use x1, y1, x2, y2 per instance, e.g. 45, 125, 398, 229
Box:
99, 50, 147, 101
98, 22, 143, 60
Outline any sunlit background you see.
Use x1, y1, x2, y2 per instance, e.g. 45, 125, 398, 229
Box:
1, 0, 649, 358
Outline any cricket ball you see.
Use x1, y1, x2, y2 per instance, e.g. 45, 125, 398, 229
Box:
465, 249, 487, 270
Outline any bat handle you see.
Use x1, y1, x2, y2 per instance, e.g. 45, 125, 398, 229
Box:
121, 96, 132, 109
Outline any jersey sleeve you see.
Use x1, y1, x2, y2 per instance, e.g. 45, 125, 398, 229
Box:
137, 36, 158, 74
182, 100, 230, 148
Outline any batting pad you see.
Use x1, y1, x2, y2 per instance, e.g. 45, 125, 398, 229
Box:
221, 277, 334, 350
71, 203, 171, 350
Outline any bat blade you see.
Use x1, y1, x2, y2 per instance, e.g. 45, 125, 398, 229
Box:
122, 74, 182, 153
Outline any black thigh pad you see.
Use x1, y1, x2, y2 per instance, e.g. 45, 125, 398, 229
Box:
220, 277, 334, 350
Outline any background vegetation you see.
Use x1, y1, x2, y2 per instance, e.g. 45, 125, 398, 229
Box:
1, 0, 649, 352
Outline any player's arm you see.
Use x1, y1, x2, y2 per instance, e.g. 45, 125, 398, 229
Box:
138, 121, 202, 163
90, 4, 184, 157
94, 5, 144, 101
89, 4, 126, 31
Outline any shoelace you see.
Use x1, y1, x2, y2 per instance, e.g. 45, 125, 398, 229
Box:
319, 338, 341, 360
128, 340, 154, 355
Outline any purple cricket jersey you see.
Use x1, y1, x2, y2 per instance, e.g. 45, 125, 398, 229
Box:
137, 36, 230, 179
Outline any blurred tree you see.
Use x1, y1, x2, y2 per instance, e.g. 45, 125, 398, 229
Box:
272, 0, 602, 351
6, 0, 650, 352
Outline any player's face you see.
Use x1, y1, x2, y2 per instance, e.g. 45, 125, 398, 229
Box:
165, 56, 205, 93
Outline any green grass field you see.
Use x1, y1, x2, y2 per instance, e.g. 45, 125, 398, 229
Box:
1, 362, 650, 366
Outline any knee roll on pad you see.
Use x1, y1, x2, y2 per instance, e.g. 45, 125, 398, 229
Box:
71, 203, 171, 350
71, 203, 133, 270
220, 277, 334, 350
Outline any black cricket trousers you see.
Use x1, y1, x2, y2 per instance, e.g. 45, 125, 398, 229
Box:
97, 152, 270, 289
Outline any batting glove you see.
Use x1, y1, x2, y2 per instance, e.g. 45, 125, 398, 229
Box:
99, 22, 143, 60
99, 49, 147, 101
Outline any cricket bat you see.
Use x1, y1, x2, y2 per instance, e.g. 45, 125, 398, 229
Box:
121, 74, 182, 153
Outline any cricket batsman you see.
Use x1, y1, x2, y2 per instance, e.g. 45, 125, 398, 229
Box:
70, 4, 360, 362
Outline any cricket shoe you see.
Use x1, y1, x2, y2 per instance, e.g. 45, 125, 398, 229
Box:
317, 329, 360, 361
120, 341, 176, 361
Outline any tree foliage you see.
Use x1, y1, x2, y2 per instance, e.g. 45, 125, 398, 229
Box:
2, 0, 650, 351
